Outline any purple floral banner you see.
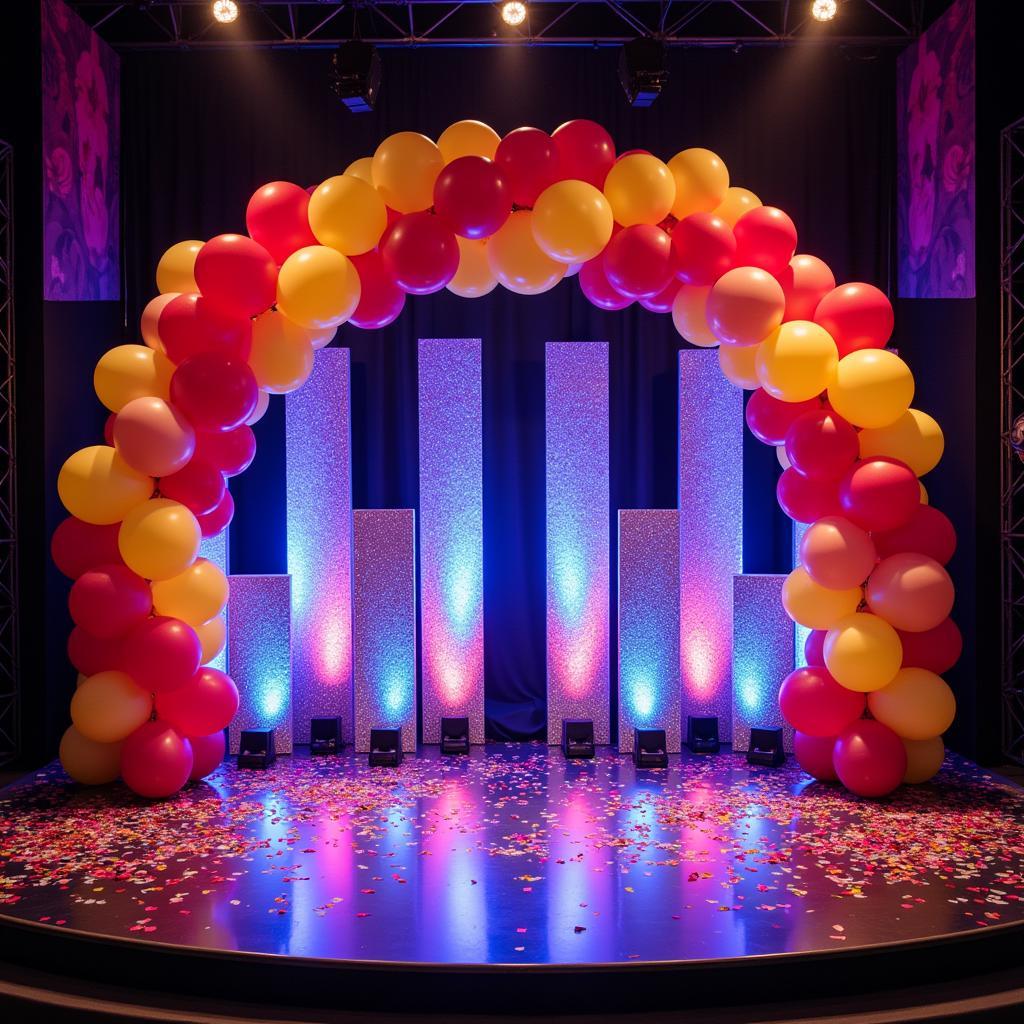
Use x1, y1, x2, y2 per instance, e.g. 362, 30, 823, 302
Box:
42, 0, 120, 301
897, 0, 975, 299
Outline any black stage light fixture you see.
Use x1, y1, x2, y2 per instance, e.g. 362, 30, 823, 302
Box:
561, 719, 595, 759
633, 728, 668, 769
685, 715, 720, 754
238, 728, 276, 769
310, 717, 342, 756
440, 716, 470, 756
368, 727, 403, 767
618, 38, 669, 108
330, 40, 381, 114
747, 727, 785, 768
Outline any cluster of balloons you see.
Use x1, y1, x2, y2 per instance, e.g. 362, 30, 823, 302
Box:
54, 118, 955, 799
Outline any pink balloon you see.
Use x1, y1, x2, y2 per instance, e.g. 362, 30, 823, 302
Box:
865, 552, 954, 633
551, 119, 615, 189
194, 425, 256, 477
121, 721, 193, 799
814, 282, 894, 357
68, 625, 122, 676
638, 277, 680, 314
349, 250, 406, 330
784, 409, 859, 480
838, 457, 920, 532
155, 668, 240, 735
671, 213, 736, 286
832, 719, 907, 797
188, 730, 226, 781
197, 489, 234, 539
120, 617, 202, 694
779, 254, 836, 322
733, 206, 798, 276
494, 127, 561, 208
194, 234, 278, 318
793, 731, 839, 782
872, 504, 956, 565
579, 256, 632, 310
433, 156, 511, 240
779, 666, 866, 737
897, 618, 962, 674
157, 293, 252, 365
603, 224, 675, 299
804, 629, 827, 666
777, 468, 843, 523
381, 212, 459, 295
745, 389, 821, 446
113, 397, 196, 479
69, 564, 152, 639
158, 458, 225, 517
52, 517, 124, 579
245, 181, 318, 265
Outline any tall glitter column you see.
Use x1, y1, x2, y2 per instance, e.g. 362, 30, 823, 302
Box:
418, 339, 484, 744
678, 348, 743, 741
285, 347, 353, 745
546, 341, 610, 743
353, 509, 418, 753
618, 509, 680, 753
198, 523, 229, 672
228, 574, 292, 754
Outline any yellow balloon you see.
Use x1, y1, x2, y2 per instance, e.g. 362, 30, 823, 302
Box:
118, 498, 201, 581
827, 349, 915, 429
671, 285, 718, 347
718, 341, 761, 387
448, 237, 498, 298
531, 180, 614, 264
71, 671, 152, 743
713, 186, 762, 227
902, 736, 945, 783
344, 157, 374, 185
919, 480, 929, 504
246, 389, 270, 426
602, 154, 676, 227
59, 725, 123, 785
868, 667, 956, 740
488, 211, 567, 295
755, 321, 839, 403
782, 567, 862, 630
249, 310, 316, 394
58, 445, 153, 525
94, 344, 173, 413
371, 131, 444, 213
667, 148, 729, 220
823, 612, 902, 693
196, 614, 227, 665
438, 119, 501, 162
858, 408, 944, 476
151, 556, 229, 627
156, 239, 203, 294
277, 245, 361, 329
308, 174, 387, 256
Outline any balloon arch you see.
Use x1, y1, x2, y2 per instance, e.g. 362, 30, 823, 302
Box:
54, 119, 958, 799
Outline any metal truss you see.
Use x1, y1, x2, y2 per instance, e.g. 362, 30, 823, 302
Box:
66, 1, 930, 49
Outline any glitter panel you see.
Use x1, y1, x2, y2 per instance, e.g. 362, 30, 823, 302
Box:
546, 341, 610, 744
732, 574, 794, 753
227, 574, 293, 754
353, 509, 418, 753
678, 349, 743, 740
198, 522, 229, 673
418, 339, 484, 745
617, 510, 680, 753
792, 521, 811, 669
286, 348, 353, 745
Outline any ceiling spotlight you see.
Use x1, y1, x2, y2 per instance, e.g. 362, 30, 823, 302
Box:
619, 38, 669, 108
212, 0, 239, 24
331, 40, 382, 113
811, 0, 838, 21
501, 2, 527, 28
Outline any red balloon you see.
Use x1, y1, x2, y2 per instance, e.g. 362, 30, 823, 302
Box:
120, 616, 202, 694
784, 409, 859, 480
245, 181, 318, 265
170, 353, 259, 432
381, 212, 459, 295
793, 731, 839, 782
69, 564, 152, 639
52, 517, 123, 579
158, 458, 225, 516
433, 156, 511, 240
638, 277, 680, 314
188, 730, 226, 781
839, 457, 920, 532
494, 127, 561, 208
897, 618, 962, 674
733, 206, 798, 277
672, 213, 736, 286
603, 225, 674, 299
194, 234, 278, 318
157, 293, 252, 364
578, 255, 632, 310
872, 504, 956, 565
552, 119, 615, 189
121, 721, 193, 799
155, 667, 240, 735
745, 389, 821, 446
778, 254, 836, 322
804, 629, 827, 666
832, 719, 907, 797
349, 250, 406, 330
814, 282, 894, 357
777, 468, 843, 523
194, 425, 256, 477
779, 666, 866, 737
68, 625, 121, 676
103, 412, 116, 446
197, 488, 234, 539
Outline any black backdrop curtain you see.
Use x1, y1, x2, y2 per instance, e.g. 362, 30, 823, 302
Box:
117, 44, 897, 741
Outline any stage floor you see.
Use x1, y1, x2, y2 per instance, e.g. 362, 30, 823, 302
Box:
1, 745, 1023, 968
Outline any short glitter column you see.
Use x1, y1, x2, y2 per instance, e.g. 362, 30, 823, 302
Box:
353, 509, 418, 753
228, 574, 293, 754
792, 521, 811, 668
418, 339, 484, 744
732, 574, 794, 753
618, 510, 680, 753
286, 347, 353, 745
546, 341, 610, 744
198, 520, 229, 672
678, 349, 743, 741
